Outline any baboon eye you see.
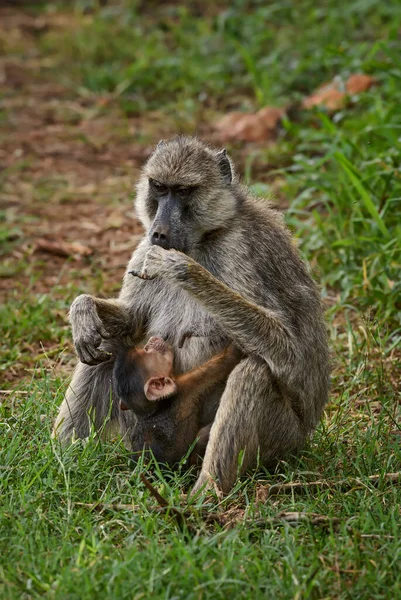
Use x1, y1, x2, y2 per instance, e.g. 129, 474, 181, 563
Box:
177, 186, 194, 197
150, 179, 168, 195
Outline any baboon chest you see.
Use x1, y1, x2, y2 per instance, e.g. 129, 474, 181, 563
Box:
143, 283, 224, 374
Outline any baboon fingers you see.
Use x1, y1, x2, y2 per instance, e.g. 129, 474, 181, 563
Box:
95, 322, 113, 340
128, 269, 156, 281
177, 330, 198, 348
76, 342, 112, 366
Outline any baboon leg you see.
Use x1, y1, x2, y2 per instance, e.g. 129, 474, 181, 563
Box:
53, 360, 135, 443
192, 358, 306, 495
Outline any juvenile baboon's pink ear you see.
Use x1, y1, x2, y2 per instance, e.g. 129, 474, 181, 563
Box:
144, 376, 177, 401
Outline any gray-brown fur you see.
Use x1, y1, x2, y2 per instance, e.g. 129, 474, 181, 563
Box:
53, 136, 330, 494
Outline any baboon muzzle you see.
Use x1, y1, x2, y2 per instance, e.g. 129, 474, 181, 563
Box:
149, 195, 185, 251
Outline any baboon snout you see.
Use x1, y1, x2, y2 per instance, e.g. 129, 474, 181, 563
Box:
150, 225, 171, 249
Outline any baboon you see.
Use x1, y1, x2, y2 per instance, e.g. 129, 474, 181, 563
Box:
113, 336, 178, 416
113, 336, 242, 465
53, 136, 330, 494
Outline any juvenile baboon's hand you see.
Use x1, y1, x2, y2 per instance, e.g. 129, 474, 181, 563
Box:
224, 343, 245, 362
69, 295, 112, 366
136, 246, 192, 282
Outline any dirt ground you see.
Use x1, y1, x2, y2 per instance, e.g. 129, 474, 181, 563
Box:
0, 7, 198, 304
1, 9, 144, 297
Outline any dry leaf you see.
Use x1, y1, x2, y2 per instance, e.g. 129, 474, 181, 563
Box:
34, 239, 93, 258
75, 183, 97, 195
257, 107, 285, 127
255, 485, 270, 504
106, 210, 124, 229
346, 74, 375, 94
215, 106, 285, 142
302, 84, 346, 110
303, 73, 376, 111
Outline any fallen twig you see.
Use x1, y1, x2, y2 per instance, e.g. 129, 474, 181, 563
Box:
266, 472, 401, 497
140, 473, 192, 531
140, 473, 169, 507
34, 238, 93, 258
275, 511, 340, 526
74, 501, 139, 512
267, 480, 330, 496
358, 533, 395, 540
367, 472, 401, 484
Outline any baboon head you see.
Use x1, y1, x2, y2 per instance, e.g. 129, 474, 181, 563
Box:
113, 337, 177, 417
135, 137, 239, 254
129, 398, 204, 467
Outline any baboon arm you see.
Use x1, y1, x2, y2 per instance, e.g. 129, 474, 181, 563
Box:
176, 345, 243, 397
69, 295, 133, 337
184, 269, 294, 370
69, 294, 143, 366
90, 297, 132, 336
140, 247, 296, 374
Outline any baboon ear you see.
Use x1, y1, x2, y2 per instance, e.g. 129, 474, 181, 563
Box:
119, 400, 129, 411
144, 376, 177, 401
216, 149, 233, 184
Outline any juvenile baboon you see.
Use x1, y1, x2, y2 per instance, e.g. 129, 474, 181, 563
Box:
53, 136, 330, 494
113, 336, 242, 465
113, 336, 178, 416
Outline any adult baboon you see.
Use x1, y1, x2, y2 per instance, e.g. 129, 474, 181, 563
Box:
53, 136, 330, 494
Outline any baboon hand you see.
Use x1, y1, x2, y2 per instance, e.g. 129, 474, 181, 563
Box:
134, 246, 192, 282
69, 295, 112, 366
224, 343, 245, 362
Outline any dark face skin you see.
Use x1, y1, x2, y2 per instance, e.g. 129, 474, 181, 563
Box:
147, 178, 198, 252
142, 143, 234, 255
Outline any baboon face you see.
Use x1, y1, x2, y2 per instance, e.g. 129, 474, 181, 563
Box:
113, 337, 176, 414
135, 137, 238, 254
131, 337, 177, 402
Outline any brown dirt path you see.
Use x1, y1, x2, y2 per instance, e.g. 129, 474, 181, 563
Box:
0, 6, 182, 303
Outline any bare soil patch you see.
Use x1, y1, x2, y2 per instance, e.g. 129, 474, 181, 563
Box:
0, 8, 153, 301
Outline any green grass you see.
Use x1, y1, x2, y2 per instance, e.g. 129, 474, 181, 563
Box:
281, 78, 401, 328
1, 363, 401, 598
1, 1, 401, 598
39, 1, 401, 112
